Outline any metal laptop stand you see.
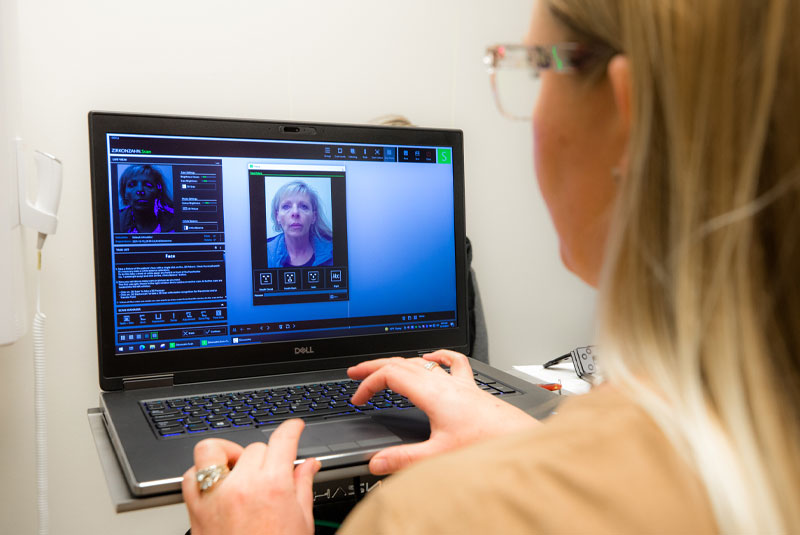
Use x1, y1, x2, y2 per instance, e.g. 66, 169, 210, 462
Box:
88, 408, 384, 513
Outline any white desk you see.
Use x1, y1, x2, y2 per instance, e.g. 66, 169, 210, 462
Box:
511, 362, 592, 396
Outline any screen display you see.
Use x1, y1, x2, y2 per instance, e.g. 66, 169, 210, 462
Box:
102, 133, 458, 357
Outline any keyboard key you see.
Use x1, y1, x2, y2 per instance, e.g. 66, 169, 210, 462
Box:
210, 420, 231, 429
155, 419, 182, 428
254, 413, 295, 425
233, 418, 254, 426
306, 407, 354, 418
159, 425, 185, 436
149, 408, 179, 417
153, 413, 185, 422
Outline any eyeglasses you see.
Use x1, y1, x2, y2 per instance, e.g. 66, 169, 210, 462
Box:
484, 43, 589, 121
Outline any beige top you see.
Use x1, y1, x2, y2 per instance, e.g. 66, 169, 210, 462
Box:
340, 385, 717, 534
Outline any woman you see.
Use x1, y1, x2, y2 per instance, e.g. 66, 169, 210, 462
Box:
182, 0, 800, 532
118, 164, 176, 233
267, 180, 333, 267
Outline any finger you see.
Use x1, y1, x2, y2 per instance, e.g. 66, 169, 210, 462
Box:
347, 356, 405, 380
232, 441, 269, 473
193, 438, 246, 471
368, 441, 440, 475
264, 419, 306, 477
423, 350, 474, 380
182, 465, 201, 506
349, 360, 423, 405
181, 465, 207, 533
351, 361, 443, 412
183, 438, 244, 503
294, 458, 322, 526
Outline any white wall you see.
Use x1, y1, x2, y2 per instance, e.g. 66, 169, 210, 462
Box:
0, 0, 595, 532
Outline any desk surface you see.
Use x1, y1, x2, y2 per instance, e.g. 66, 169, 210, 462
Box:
511, 363, 592, 395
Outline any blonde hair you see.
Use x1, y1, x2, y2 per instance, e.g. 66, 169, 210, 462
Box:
547, 0, 800, 532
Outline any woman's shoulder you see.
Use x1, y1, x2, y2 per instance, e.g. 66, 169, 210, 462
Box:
341, 386, 716, 534
311, 233, 333, 263
267, 233, 284, 250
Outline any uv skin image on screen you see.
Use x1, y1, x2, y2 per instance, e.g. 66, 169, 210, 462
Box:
117, 164, 177, 234
249, 165, 349, 307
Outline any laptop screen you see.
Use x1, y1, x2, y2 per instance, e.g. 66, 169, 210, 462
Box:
89, 113, 468, 389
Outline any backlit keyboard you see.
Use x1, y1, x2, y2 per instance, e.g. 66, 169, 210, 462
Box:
143, 373, 517, 438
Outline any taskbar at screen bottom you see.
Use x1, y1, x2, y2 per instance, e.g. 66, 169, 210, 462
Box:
114, 311, 457, 355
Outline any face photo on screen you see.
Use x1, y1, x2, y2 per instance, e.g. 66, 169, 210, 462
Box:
117, 164, 176, 234
266, 178, 333, 268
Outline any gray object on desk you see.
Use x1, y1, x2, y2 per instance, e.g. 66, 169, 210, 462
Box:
88, 408, 397, 513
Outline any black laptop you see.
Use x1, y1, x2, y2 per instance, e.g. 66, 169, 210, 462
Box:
89, 111, 557, 497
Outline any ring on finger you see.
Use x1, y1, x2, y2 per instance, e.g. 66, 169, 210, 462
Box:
196, 464, 230, 493
423, 361, 439, 372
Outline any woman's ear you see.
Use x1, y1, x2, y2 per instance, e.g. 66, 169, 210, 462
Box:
607, 54, 632, 132
607, 55, 632, 170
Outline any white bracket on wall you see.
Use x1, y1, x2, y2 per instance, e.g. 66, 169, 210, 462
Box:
16, 137, 62, 237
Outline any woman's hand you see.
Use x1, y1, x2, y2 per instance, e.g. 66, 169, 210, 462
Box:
348, 349, 539, 475
182, 419, 321, 535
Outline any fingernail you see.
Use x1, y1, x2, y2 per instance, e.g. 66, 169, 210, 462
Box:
372, 458, 388, 474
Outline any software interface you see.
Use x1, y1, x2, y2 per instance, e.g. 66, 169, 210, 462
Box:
105, 134, 457, 355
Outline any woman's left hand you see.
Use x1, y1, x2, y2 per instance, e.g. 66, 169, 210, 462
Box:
182, 419, 321, 535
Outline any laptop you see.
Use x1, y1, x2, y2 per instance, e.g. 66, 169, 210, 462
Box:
89, 111, 558, 497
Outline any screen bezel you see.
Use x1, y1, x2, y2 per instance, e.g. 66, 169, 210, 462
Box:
89, 111, 469, 391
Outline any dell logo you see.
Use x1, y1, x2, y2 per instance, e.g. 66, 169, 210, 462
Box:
294, 346, 314, 355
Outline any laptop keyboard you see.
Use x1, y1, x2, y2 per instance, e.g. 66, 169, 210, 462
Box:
143, 374, 518, 439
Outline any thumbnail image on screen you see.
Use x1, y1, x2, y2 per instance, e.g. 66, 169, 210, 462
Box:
248, 166, 349, 306
265, 177, 334, 268
116, 164, 176, 234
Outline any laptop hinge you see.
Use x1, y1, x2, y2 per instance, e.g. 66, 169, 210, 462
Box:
122, 374, 174, 390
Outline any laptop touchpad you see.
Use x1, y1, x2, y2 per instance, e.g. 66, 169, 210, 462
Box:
261, 419, 402, 458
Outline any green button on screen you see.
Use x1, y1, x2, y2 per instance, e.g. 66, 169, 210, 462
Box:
437, 148, 452, 164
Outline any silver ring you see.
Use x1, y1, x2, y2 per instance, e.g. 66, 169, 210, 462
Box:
423, 361, 439, 371
196, 464, 230, 493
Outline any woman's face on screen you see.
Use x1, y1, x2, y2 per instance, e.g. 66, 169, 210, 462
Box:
276, 192, 316, 240
124, 176, 159, 209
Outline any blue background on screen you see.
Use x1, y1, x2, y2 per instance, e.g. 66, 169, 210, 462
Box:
221, 154, 456, 328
